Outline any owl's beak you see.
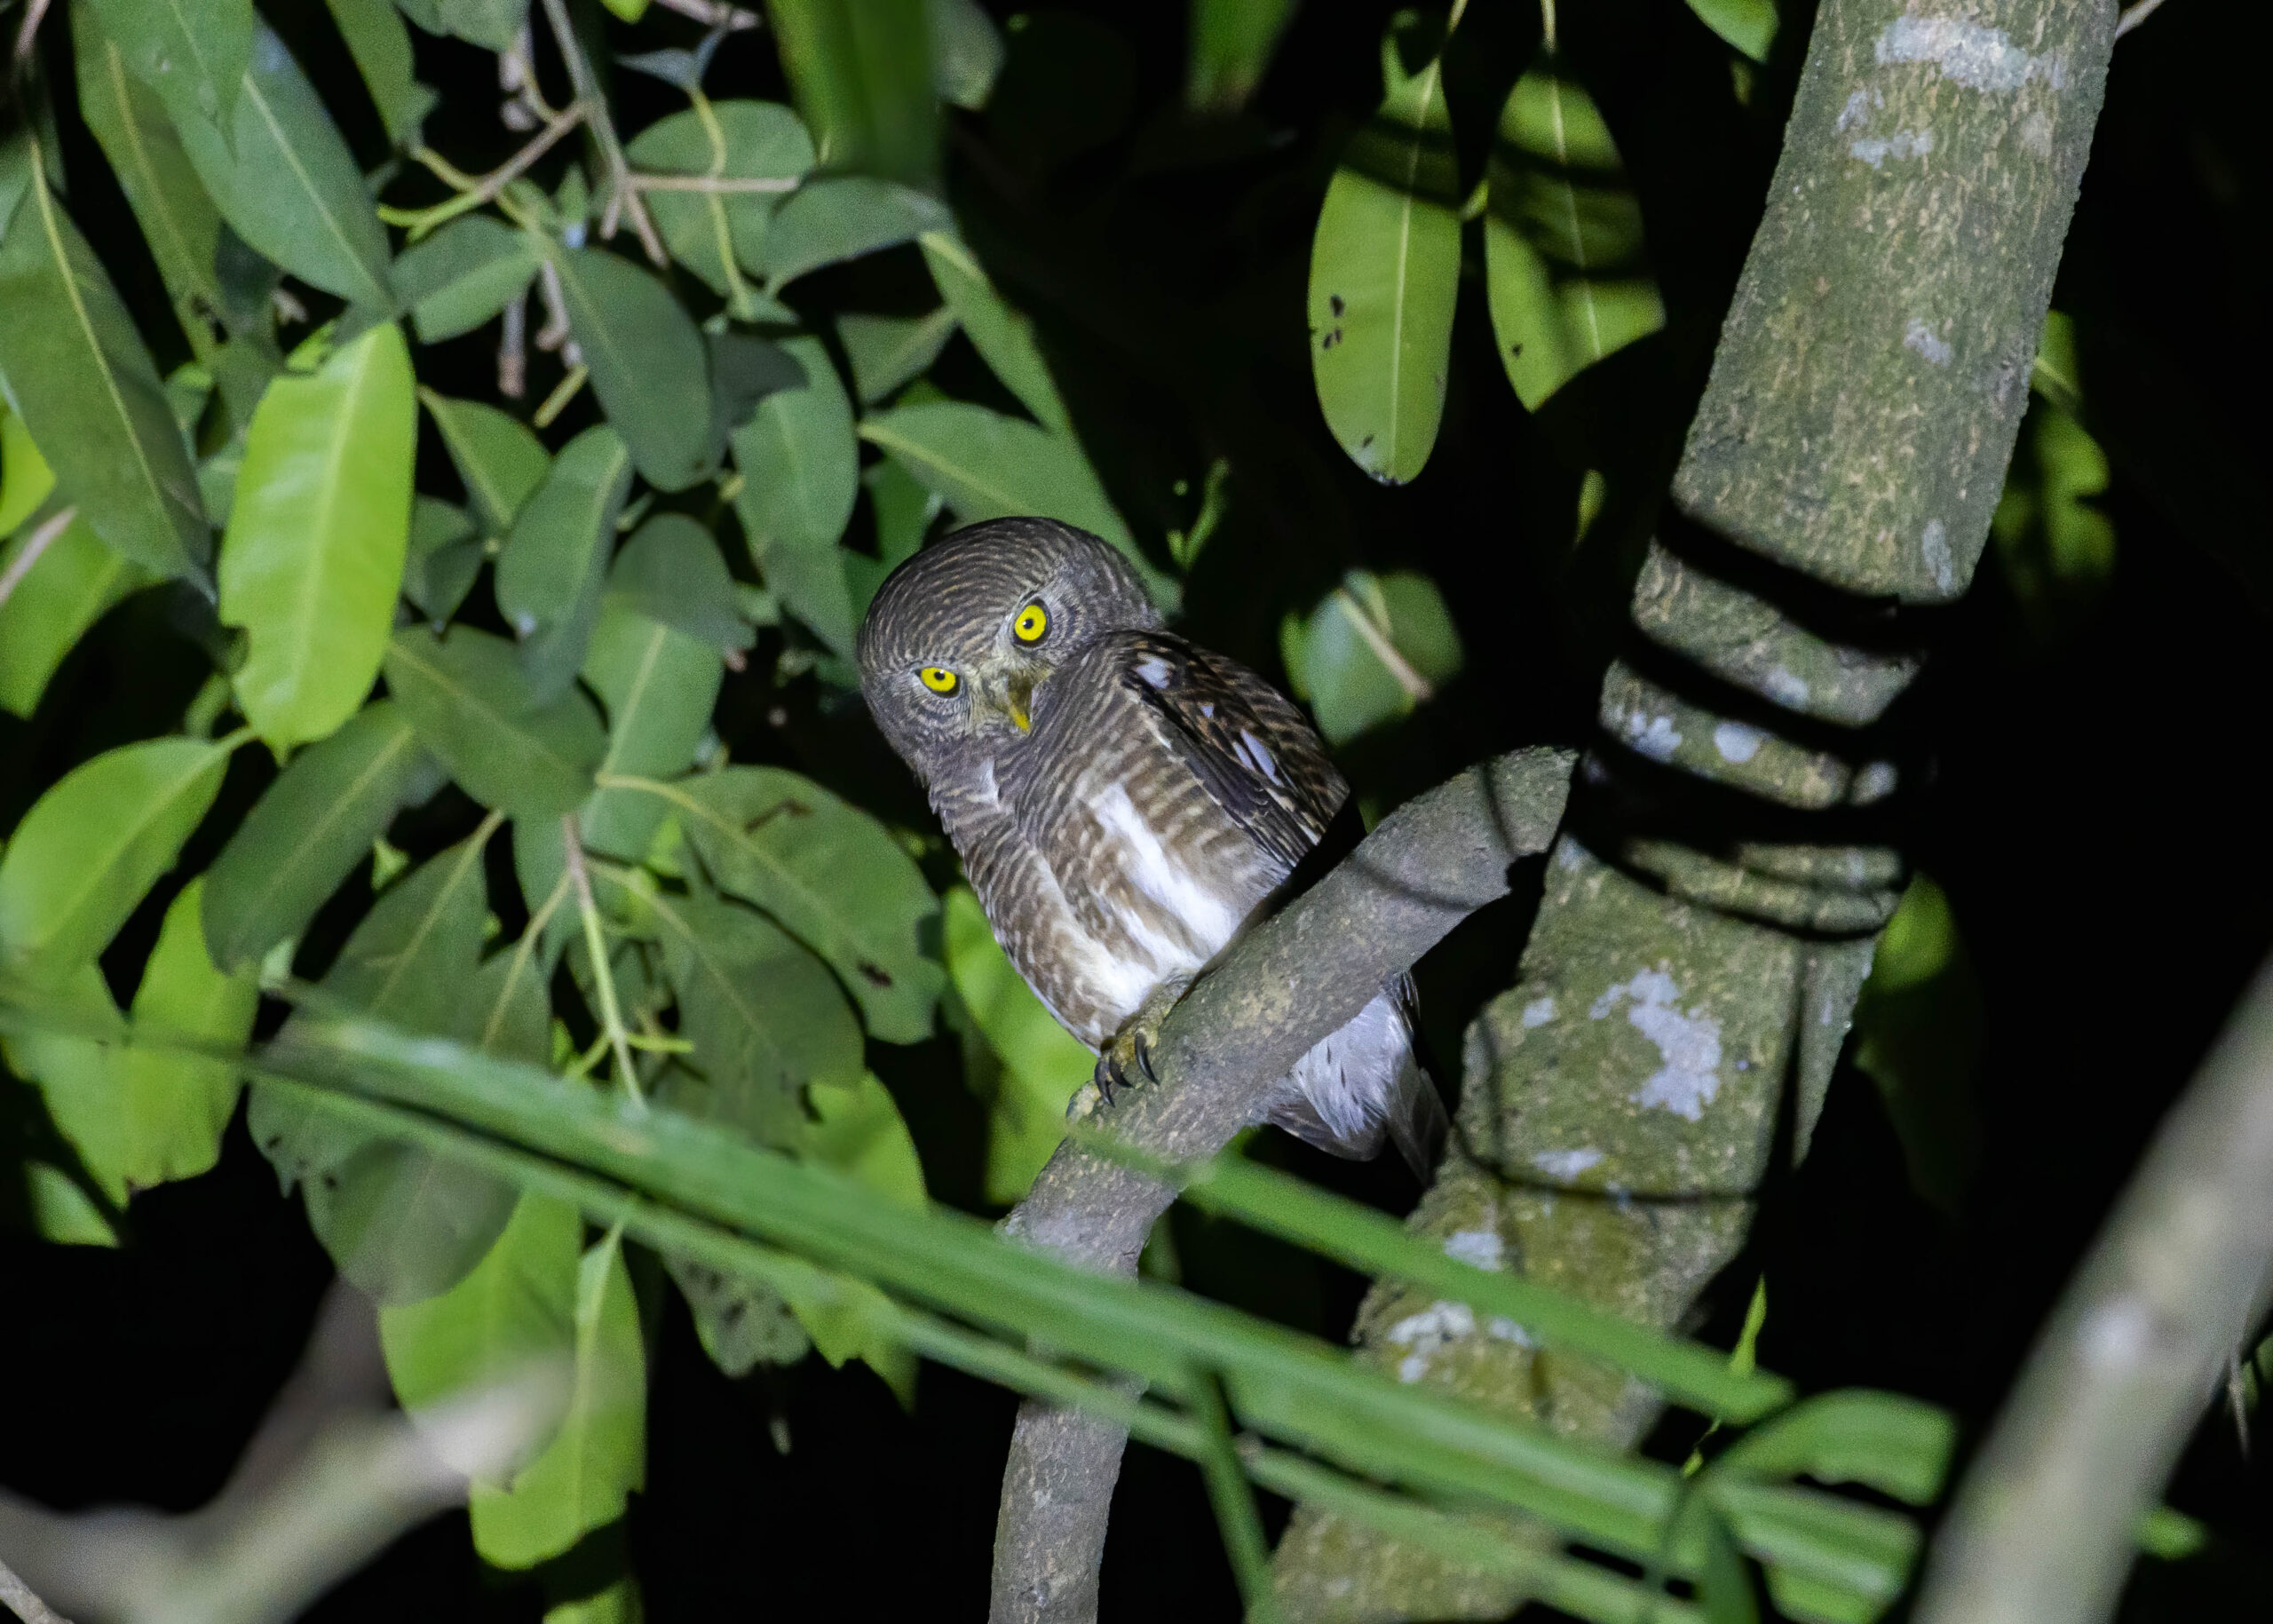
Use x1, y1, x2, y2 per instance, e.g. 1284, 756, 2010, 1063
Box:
988, 669, 1034, 733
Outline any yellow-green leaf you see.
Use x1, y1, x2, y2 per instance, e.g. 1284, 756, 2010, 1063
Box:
0, 513, 148, 719
943, 884, 1091, 1202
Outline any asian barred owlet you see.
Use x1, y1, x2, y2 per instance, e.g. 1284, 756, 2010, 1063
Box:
858, 518, 1445, 1174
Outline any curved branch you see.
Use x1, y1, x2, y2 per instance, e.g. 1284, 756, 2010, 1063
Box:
1913, 954, 2273, 1624
987, 746, 1576, 1624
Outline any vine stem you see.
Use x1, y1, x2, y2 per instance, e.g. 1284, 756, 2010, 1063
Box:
384, 106, 585, 239
561, 814, 644, 1109
537, 0, 668, 267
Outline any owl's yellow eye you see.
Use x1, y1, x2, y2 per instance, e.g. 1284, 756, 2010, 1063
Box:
919, 666, 960, 694
1012, 602, 1049, 644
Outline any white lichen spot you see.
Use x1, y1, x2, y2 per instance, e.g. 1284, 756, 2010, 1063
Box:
1444, 1229, 1505, 1271
2019, 109, 2055, 158
1713, 722, 1764, 764
1532, 1146, 1604, 1180
1592, 969, 1724, 1121
1387, 1300, 1477, 1382
1485, 1317, 1535, 1347
1764, 665, 1812, 707
1874, 15, 2068, 92
1521, 994, 1557, 1029
1921, 519, 1955, 592
1624, 711, 1683, 761
1851, 128, 1934, 168
1556, 838, 1587, 872
1852, 760, 1899, 803
1905, 318, 1954, 367
1834, 88, 1878, 132
1327, 1579, 1354, 1600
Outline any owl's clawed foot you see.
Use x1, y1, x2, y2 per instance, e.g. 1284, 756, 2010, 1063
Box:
1088, 982, 1185, 1109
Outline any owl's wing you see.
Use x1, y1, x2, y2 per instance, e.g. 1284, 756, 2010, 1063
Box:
1113, 632, 1346, 873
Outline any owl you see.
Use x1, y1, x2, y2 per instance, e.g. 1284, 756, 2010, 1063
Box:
858, 517, 1445, 1174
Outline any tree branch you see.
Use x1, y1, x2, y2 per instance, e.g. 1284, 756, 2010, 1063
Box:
986, 746, 1575, 1624
1913, 954, 2273, 1624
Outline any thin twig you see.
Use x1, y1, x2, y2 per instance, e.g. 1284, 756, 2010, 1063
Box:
536, 0, 668, 266
535, 258, 573, 351
9, 0, 51, 77
0, 506, 75, 614
498, 291, 528, 399
2113, 0, 2171, 40
390, 106, 584, 241
561, 814, 644, 1109
1331, 589, 1433, 702
627, 171, 799, 194
0, 1554, 71, 1624
650, 0, 762, 29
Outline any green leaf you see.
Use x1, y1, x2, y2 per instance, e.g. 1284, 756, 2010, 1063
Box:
1685, 0, 1778, 63
0, 513, 149, 718
470, 1227, 646, 1567
1306, 22, 1461, 484
579, 601, 723, 861
928, 0, 1003, 110
918, 232, 1072, 434
202, 699, 439, 971
392, 216, 541, 343
860, 400, 1176, 609
384, 627, 607, 818
0, 735, 231, 983
665, 1249, 810, 1378
843, 456, 940, 618
1279, 568, 1462, 745
1185, 0, 1300, 114
606, 512, 754, 654
23, 1162, 119, 1247
1714, 1391, 1955, 1507
1, 964, 131, 1200
943, 885, 1090, 1203
81, 0, 251, 128
1991, 396, 2116, 648
220, 321, 416, 749
730, 334, 859, 654
765, 0, 939, 186
762, 177, 953, 289
638, 765, 943, 1043
0, 137, 210, 578
0, 409, 57, 535
837, 306, 959, 407
496, 424, 632, 701
1849, 875, 1983, 1221
422, 388, 550, 538
403, 496, 484, 623
789, 1070, 927, 1400
1484, 51, 1665, 413
425, 0, 528, 51
624, 100, 813, 304
324, 0, 440, 147
543, 244, 711, 492
71, 6, 225, 351
168, 22, 395, 309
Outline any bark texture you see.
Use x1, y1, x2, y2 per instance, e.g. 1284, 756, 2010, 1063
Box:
1272, 2, 2117, 1616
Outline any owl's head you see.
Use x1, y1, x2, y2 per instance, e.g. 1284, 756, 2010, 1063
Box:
858, 518, 1162, 780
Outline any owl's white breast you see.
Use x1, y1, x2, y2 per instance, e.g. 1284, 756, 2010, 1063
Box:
1083, 781, 1245, 977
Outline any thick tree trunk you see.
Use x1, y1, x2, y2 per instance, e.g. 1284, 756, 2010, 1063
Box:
1272, 1, 2117, 1615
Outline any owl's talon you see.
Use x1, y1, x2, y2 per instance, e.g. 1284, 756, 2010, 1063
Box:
1133, 1031, 1158, 1086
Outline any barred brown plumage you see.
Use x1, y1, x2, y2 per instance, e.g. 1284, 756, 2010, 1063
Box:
858, 517, 1445, 1173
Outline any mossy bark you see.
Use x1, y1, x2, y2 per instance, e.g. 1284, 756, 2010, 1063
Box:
1272, 2, 2116, 1615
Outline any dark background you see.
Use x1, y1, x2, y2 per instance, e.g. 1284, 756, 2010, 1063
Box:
3, 0, 2269, 1617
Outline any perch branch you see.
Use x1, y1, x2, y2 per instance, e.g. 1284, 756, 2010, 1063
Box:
1913, 953, 2273, 1624
987, 746, 1575, 1624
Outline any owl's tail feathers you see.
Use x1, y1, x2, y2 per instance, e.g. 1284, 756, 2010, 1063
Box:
1269, 979, 1447, 1178
1385, 1048, 1450, 1180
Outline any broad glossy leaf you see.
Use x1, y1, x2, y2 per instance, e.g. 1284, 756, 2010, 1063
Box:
659, 764, 943, 1042
470, 1228, 646, 1567
763, 176, 952, 289
1307, 23, 1461, 484
0, 514, 148, 718
0, 409, 56, 535
730, 334, 858, 654
929, 0, 1004, 109
943, 885, 1090, 1202
625, 100, 813, 303
422, 389, 550, 537
1185, 0, 1299, 113
1484, 52, 1665, 414
221, 322, 416, 749
403, 496, 483, 623
1686, 0, 1778, 62
765, 0, 938, 186
918, 232, 1071, 434
838, 306, 958, 406
1279, 568, 1462, 746
0, 138, 209, 578
385, 627, 607, 818
580, 600, 723, 860
72, 6, 225, 346
392, 216, 541, 343
1850, 876, 1983, 1221
607, 512, 752, 654
1991, 394, 2115, 648
0, 735, 231, 982
545, 244, 710, 492
324, 0, 439, 147
429, 0, 528, 52
82, 0, 250, 127
170, 23, 395, 309
107, 879, 259, 1188
496, 424, 630, 702
202, 699, 439, 970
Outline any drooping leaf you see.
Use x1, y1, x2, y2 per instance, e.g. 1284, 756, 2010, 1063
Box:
403, 496, 484, 623
837, 305, 959, 406
1306, 19, 1461, 484
1685, 0, 1778, 63
220, 321, 416, 749
579, 600, 723, 861
943, 885, 1091, 1202
325, 0, 440, 147
765, 0, 939, 186
422, 388, 550, 538
1849, 875, 1983, 1222
392, 216, 542, 343
665, 1249, 811, 1378
495, 424, 631, 702
168, 22, 395, 309
384, 627, 608, 819
730, 334, 859, 654
606, 512, 753, 654
543, 243, 711, 491
624, 99, 813, 304
0, 137, 210, 578
1279, 568, 1462, 746
0, 514, 149, 718
656, 765, 943, 1042
1185, 0, 1301, 114
1, 965, 131, 1201
762, 176, 953, 289
0, 735, 232, 983
81, 0, 252, 129
1484, 51, 1666, 413
918, 232, 1072, 434
929, 0, 1004, 110
201, 699, 440, 971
